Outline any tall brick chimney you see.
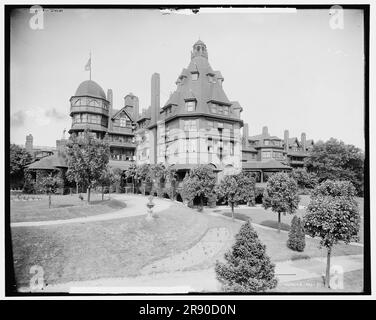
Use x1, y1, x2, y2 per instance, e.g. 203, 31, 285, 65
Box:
151, 73, 160, 125
25, 134, 33, 154
243, 123, 249, 147
262, 126, 268, 136
107, 89, 113, 131
301, 132, 306, 151
284, 130, 289, 151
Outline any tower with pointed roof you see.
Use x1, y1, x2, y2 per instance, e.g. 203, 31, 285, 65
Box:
151, 40, 243, 175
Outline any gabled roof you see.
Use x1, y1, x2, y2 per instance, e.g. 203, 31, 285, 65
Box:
27, 154, 67, 170
111, 107, 135, 122
288, 137, 300, 146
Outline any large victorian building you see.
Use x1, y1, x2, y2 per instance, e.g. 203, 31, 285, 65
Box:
26, 40, 314, 191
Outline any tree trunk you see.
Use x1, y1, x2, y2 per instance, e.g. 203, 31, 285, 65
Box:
278, 212, 281, 233
200, 194, 204, 211
87, 187, 91, 204
76, 182, 79, 195
325, 248, 332, 288
48, 193, 51, 209
231, 202, 234, 221
101, 186, 104, 200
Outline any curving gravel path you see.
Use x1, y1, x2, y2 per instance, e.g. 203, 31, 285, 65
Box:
11, 195, 172, 228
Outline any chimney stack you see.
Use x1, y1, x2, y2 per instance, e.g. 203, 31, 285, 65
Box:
107, 89, 113, 131
262, 126, 268, 136
301, 132, 306, 151
151, 73, 160, 124
243, 123, 249, 146
25, 134, 33, 154
284, 130, 289, 151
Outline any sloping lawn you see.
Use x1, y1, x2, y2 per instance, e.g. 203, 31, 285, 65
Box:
273, 269, 364, 293
220, 195, 364, 243
11, 195, 126, 223
11, 203, 241, 289
253, 224, 362, 262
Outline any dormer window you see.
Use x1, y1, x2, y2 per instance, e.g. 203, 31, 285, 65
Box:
120, 117, 126, 127
208, 75, 216, 83
191, 72, 199, 81
185, 100, 196, 112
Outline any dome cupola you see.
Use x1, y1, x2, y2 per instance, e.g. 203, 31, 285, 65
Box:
74, 80, 106, 100
191, 39, 208, 60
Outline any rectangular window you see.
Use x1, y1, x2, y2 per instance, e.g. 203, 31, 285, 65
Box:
186, 101, 196, 112
211, 104, 217, 113
120, 117, 126, 127
223, 106, 229, 115
184, 120, 197, 131
217, 105, 223, 114
230, 141, 234, 156
191, 72, 199, 80
217, 122, 223, 129
262, 151, 272, 159
81, 114, 88, 123
126, 119, 132, 127
264, 140, 270, 146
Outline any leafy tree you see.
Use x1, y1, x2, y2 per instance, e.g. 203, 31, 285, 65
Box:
65, 130, 110, 203
181, 165, 217, 210
216, 175, 241, 220
165, 168, 178, 200
10, 144, 33, 188
112, 168, 124, 193
290, 168, 318, 191
304, 180, 360, 288
263, 172, 300, 233
36, 172, 62, 208
287, 216, 306, 252
150, 163, 166, 197
215, 220, 278, 292
124, 163, 138, 193
98, 166, 117, 200
23, 170, 35, 194
236, 171, 256, 206
305, 138, 364, 196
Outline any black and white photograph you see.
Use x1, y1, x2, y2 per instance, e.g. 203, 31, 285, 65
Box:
3, 3, 372, 300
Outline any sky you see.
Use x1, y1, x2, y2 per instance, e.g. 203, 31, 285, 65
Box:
10, 7, 365, 149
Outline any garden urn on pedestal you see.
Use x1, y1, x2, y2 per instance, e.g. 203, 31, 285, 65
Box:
146, 195, 155, 220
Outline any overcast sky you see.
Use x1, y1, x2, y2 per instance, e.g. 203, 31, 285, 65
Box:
10, 8, 364, 149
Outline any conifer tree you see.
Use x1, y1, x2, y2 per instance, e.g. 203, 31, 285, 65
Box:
215, 221, 278, 292
287, 215, 306, 252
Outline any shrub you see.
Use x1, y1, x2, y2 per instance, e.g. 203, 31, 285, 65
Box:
287, 216, 306, 252
207, 193, 217, 208
263, 172, 300, 232
215, 221, 278, 292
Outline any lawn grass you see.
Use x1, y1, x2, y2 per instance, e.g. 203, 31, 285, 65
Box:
11, 203, 241, 289
11, 196, 363, 291
11, 195, 126, 223
253, 224, 362, 262
220, 194, 364, 243
273, 269, 363, 293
